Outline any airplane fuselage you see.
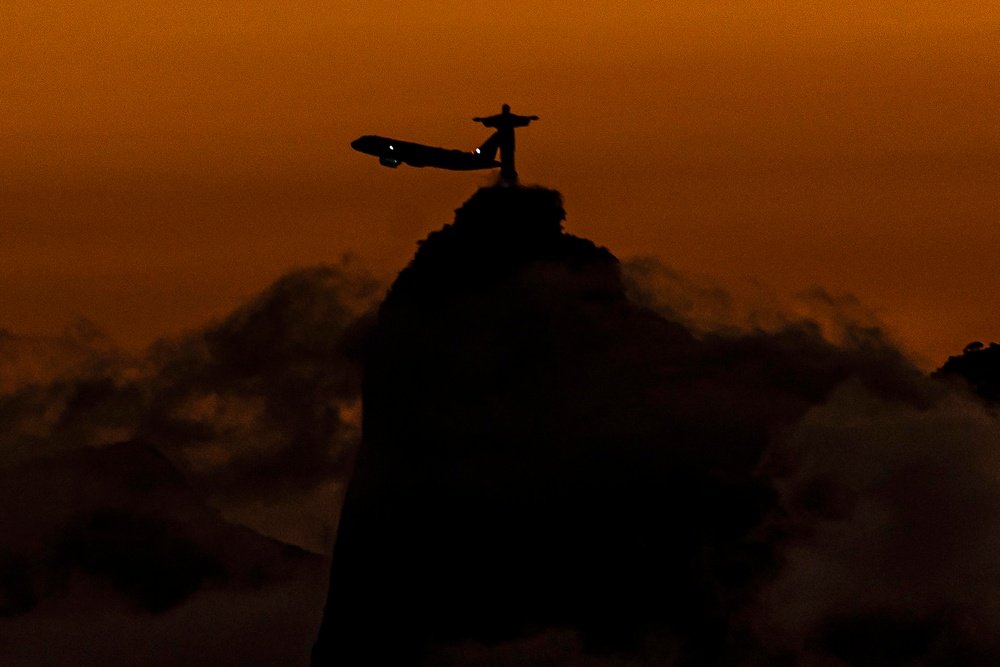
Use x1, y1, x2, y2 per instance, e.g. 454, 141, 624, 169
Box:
351, 135, 500, 171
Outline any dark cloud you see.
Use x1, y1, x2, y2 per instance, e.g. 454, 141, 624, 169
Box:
0, 321, 137, 468
0, 259, 378, 663
139, 262, 378, 504
0, 258, 379, 553
749, 381, 1000, 664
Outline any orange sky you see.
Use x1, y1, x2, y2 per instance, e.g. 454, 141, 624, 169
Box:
2, 2, 998, 367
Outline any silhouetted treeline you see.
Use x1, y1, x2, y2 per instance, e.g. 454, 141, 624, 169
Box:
934, 341, 1000, 403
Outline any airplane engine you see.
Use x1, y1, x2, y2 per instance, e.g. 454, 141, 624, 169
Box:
379, 157, 400, 168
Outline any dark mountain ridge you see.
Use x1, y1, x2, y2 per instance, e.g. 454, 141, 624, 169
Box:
313, 186, 934, 665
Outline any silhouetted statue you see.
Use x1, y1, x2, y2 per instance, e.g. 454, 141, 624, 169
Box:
473, 104, 539, 184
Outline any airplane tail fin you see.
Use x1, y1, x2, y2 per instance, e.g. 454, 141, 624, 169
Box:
476, 132, 500, 160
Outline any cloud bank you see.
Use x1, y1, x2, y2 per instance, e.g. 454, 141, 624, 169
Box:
0, 261, 379, 665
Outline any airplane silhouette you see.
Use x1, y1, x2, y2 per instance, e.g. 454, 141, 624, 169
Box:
350, 134, 501, 171
351, 104, 538, 183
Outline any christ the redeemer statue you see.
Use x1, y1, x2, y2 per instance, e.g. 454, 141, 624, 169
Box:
473, 104, 539, 184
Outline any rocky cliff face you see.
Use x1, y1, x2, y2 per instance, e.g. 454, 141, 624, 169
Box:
312, 187, 771, 665
312, 186, 968, 666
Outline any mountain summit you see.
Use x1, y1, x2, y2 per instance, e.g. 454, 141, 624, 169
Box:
383, 185, 618, 307
311, 186, 725, 665
311, 185, 965, 666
